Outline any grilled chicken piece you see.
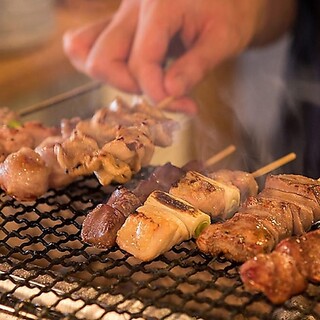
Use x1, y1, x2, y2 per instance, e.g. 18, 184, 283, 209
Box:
35, 136, 75, 189
117, 190, 210, 261
60, 117, 81, 139
117, 206, 189, 261
0, 107, 20, 125
240, 229, 320, 304
258, 188, 315, 235
54, 130, 100, 176
81, 204, 126, 249
265, 174, 320, 219
21, 121, 59, 147
196, 214, 276, 262
170, 171, 240, 219
145, 191, 211, 238
209, 169, 258, 202
101, 126, 155, 173
0, 126, 34, 158
0, 147, 50, 201
197, 174, 320, 262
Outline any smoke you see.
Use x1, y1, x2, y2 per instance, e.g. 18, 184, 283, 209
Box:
227, 34, 293, 171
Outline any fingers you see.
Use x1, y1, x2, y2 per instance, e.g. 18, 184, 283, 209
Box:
128, 1, 183, 103
63, 18, 112, 73
84, 0, 141, 93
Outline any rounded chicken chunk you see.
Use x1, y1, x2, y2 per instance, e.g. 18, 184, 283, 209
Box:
0, 147, 50, 201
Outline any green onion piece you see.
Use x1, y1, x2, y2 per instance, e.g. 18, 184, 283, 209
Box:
7, 120, 22, 128
194, 220, 210, 238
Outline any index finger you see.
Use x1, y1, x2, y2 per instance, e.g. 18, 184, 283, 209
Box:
129, 1, 183, 103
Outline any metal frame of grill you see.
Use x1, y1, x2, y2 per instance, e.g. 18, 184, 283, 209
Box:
0, 84, 320, 320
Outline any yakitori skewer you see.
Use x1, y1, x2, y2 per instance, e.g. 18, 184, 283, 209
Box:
196, 157, 320, 264
81, 145, 237, 249
117, 153, 297, 261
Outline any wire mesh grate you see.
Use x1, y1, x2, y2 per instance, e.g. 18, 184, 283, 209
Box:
0, 172, 320, 320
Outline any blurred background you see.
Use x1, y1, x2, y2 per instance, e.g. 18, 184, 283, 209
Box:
0, 0, 290, 170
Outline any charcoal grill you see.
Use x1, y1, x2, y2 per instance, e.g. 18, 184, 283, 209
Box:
1, 84, 320, 320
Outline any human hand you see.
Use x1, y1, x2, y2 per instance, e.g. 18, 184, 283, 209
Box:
63, 0, 295, 114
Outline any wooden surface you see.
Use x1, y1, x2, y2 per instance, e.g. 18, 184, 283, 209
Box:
0, 0, 120, 109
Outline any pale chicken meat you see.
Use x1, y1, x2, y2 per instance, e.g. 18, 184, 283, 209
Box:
93, 151, 132, 185
240, 229, 320, 304
170, 171, 240, 219
35, 136, 75, 189
117, 205, 189, 261
60, 117, 81, 139
0, 126, 34, 158
102, 125, 155, 173
0, 147, 50, 201
117, 190, 210, 261
54, 129, 100, 176
209, 169, 258, 202
21, 121, 59, 147
196, 174, 320, 262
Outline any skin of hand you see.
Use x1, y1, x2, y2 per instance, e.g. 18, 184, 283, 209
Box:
63, 0, 296, 114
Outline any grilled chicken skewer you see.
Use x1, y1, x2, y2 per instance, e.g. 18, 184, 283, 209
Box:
239, 229, 320, 304
81, 146, 238, 249
196, 172, 320, 262
0, 99, 177, 201
54, 97, 178, 186
82, 153, 295, 253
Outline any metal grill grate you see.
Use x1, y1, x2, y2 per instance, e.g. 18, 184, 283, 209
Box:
1, 84, 320, 319
0, 173, 320, 320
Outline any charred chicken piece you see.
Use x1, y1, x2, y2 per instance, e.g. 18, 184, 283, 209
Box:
117, 190, 210, 261
240, 229, 320, 304
196, 174, 320, 262
0, 147, 50, 201
170, 171, 240, 220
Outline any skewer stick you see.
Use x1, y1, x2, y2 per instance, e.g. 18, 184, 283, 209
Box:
251, 152, 296, 178
204, 145, 236, 168
156, 96, 175, 109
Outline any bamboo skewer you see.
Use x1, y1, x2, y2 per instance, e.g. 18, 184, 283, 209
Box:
251, 152, 296, 178
156, 96, 175, 110
204, 145, 236, 168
